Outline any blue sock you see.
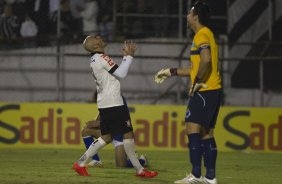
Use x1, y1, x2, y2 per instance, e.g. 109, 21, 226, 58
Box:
202, 138, 217, 179
188, 133, 202, 178
126, 159, 145, 168
83, 136, 100, 161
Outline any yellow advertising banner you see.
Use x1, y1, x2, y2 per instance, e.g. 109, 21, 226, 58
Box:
0, 103, 282, 153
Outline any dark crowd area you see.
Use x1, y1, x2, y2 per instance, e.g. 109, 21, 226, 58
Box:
0, 0, 188, 50
0, 0, 114, 49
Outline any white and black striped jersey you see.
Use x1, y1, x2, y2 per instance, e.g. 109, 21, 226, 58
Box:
90, 53, 132, 108
0, 14, 20, 38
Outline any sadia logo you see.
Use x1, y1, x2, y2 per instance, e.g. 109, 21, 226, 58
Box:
0, 104, 81, 145
0, 104, 20, 144
224, 110, 282, 151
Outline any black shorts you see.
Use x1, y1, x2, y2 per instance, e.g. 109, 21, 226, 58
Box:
185, 89, 222, 129
98, 104, 133, 136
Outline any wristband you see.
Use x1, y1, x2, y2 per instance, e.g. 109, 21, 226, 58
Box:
170, 68, 177, 76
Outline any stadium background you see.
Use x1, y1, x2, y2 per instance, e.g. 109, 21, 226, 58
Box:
1, 0, 282, 154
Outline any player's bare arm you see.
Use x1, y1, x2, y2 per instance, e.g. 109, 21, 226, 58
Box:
196, 45, 212, 82
189, 45, 210, 96
176, 68, 191, 76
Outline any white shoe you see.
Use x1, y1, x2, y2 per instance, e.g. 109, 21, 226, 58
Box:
87, 160, 103, 167
174, 173, 202, 184
202, 177, 218, 184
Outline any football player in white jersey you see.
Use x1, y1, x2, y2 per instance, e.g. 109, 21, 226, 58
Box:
73, 35, 158, 178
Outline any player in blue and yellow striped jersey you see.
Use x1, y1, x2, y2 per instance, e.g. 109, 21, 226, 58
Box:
155, 1, 221, 184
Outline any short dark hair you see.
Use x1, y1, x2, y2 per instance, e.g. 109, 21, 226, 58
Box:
192, 0, 210, 26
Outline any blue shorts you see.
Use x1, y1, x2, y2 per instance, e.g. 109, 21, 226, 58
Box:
185, 89, 222, 129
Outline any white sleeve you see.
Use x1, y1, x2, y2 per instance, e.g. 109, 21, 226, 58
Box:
112, 56, 133, 79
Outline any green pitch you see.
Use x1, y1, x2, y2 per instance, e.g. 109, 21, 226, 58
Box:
0, 148, 281, 184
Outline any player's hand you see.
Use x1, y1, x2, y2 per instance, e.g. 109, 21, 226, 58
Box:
189, 83, 208, 96
121, 40, 137, 56
154, 68, 171, 84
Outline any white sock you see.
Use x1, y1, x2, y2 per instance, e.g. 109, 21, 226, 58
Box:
78, 137, 106, 166
123, 139, 144, 173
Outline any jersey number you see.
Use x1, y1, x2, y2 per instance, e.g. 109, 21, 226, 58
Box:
101, 54, 114, 66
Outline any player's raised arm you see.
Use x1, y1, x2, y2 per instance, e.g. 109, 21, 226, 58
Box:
112, 40, 137, 79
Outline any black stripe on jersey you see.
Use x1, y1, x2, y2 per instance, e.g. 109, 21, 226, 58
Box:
198, 45, 210, 53
190, 50, 200, 55
191, 45, 210, 55
108, 64, 119, 74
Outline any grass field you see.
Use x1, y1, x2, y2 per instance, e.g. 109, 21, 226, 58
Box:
0, 148, 281, 184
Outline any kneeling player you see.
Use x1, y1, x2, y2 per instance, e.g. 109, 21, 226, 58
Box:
82, 119, 147, 168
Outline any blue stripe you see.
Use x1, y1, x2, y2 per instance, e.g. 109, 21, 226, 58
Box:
190, 50, 200, 55
198, 45, 210, 53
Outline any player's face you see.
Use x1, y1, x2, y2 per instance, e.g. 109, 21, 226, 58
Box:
187, 7, 196, 29
93, 35, 107, 48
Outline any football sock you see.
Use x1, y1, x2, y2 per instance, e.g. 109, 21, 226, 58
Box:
202, 138, 217, 179
188, 133, 202, 178
78, 137, 106, 166
123, 139, 144, 172
126, 159, 145, 168
83, 136, 100, 161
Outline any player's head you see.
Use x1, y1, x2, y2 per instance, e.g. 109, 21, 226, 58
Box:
187, 0, 210, 29
83, 35, 107, 53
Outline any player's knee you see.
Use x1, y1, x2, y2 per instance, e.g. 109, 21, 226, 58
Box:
81, 127, 92, 137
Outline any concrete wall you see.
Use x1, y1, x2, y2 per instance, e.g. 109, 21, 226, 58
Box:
0, 41, 188, 104
1, 42, 281, 107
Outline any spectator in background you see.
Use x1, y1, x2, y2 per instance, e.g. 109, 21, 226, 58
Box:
49, 0, 59, 17
152, 0, 169, 37
25, 0, 50, 46
97, 0, 113, 41
0, 1, 5, 15
0, 4, 20, 49
81, 0, 99, 36
50, 0, 76, 43
69, 0, 85, 39
11, 0, 27, 23
20, 14, 38, 47
20, 14, 38, 38
130, 0, 153, 38
4, 0, 16, 4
